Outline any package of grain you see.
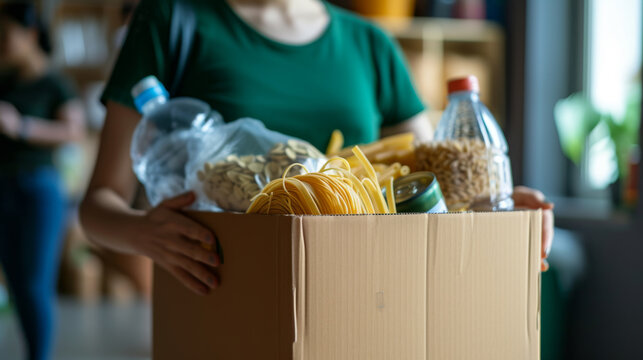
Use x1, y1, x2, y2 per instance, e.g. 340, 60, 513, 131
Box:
196, 139, 325, 212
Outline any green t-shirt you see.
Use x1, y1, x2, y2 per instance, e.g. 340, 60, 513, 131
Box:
102, 0, 424, 151
0, 71, 76, 171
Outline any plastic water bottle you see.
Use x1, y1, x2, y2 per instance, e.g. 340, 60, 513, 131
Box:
130, 76, 220, 205
434, 75, 514, 211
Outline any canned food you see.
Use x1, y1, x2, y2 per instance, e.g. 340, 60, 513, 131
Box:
394, 172, 447, 213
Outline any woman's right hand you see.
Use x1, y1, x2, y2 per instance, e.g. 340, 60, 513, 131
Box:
135, 191, 220, 295
0, 101, 21, 139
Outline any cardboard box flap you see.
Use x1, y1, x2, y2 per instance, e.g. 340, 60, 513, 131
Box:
299, 215, 428, 360
292, 215, 305, 358
426, 211, 541, 360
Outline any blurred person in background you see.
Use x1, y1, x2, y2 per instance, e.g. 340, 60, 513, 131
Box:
0, 2, 85, 360
80, 0, 553, 296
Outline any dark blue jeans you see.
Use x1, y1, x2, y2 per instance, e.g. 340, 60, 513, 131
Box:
0, 167, 67, 360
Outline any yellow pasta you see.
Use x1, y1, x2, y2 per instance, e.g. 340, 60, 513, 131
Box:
337, 133, 415, 155
325, 129, 344, 156
363, 178, 389, 214
352, 146, 379, 186
385, 177, 396, 214
246, 146, 397, 215
351, 162, 409, 187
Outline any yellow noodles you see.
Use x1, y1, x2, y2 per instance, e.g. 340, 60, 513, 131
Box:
246, 146, 396, 215
385, 177, 396, 214
325, 129, 344, 156
363, 178, 389, 214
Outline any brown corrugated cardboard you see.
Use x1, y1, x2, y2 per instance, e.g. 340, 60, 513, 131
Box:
153, 211, 541, 360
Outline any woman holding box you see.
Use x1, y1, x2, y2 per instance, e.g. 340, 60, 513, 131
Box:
80, 0, 553, 295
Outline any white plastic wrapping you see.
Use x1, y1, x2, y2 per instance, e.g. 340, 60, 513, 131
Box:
131, 106, 325, 212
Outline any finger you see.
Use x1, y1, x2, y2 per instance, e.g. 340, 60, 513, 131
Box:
513, 185, 544, 200
541, 259, 549, 272
541, 201, 555, 210
162, 236, 220, 267
166, 264, 210, 295
159, 192, 196, 210
542, 210, 554, 258
514, 190, 554, 210
167, 212, 215, 245
168, 252, 219, 289
513, 187, 544, 204
153, 252, 210, 295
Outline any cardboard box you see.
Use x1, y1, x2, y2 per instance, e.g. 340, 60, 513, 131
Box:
154, 211, 541, 359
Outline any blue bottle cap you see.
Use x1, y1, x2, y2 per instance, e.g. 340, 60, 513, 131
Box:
131, 76, 169, 114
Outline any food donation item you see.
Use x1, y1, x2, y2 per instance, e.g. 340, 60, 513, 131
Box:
393, 172, 447, 213
198, 140, 325, 212
416, 139, 487, 210
130, 76, 223, 206
325, 129, 344, 156
327, 130, 413, 186
337, 132, 416, 170
247, 146, 396, 215
129, 76, 329, 212
353, 162, 410, 187
416, 76, 514, 211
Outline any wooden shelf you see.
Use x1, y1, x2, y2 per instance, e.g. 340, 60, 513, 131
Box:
50, 1, 124, 88
374, 17, 506, 125
374, 17, 504, 43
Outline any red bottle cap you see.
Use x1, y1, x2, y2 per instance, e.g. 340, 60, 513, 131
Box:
447, 75, 480, 94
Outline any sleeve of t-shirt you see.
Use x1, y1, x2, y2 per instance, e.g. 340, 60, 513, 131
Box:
100, 0, 172, 109
371, 26, 426, 127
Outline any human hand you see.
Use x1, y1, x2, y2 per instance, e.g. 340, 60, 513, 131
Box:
0, 101, 21, 139
135, 191, 220, 295
512, 186, 554, 272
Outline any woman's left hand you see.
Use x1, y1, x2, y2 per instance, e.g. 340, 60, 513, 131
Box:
512, 186, 554, 272
0, 101, 22, 139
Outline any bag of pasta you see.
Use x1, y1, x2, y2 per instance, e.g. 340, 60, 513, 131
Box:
186, 118, 327, 212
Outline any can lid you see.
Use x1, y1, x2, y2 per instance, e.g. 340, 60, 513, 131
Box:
447, 75, 480, 94
394, 172, 446, 213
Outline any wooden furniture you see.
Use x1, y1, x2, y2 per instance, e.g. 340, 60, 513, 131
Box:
375, 17, 506, 127
50, 0, 124, 88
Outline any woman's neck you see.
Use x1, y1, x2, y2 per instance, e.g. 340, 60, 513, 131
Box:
229, 0, 291, 6
18, 51, 48, 80
226, 0, 329, 45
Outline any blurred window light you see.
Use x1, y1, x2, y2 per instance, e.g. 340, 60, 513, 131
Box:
582, 121, 618, 189
587, 0, 641, 119
54, 18, 109, 67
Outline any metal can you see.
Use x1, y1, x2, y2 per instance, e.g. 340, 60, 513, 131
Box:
394, 172, 447, 213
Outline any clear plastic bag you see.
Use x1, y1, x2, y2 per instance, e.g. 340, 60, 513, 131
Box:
130, 96, 223, 206
131, 106, 326, 212
186, 118, 326, 212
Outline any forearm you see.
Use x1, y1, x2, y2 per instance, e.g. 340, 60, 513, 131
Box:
22, 115, 84, 146
80, 101, 144, 254
79, 187, 146, 255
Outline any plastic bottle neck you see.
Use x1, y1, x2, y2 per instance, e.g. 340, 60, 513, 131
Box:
132, 76, 170, 115
140, 95, 168, 115
447, 90, 480, 101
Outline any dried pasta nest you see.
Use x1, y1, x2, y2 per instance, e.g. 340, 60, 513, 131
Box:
197, 140, 325, 211
415, 138, 491, 209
